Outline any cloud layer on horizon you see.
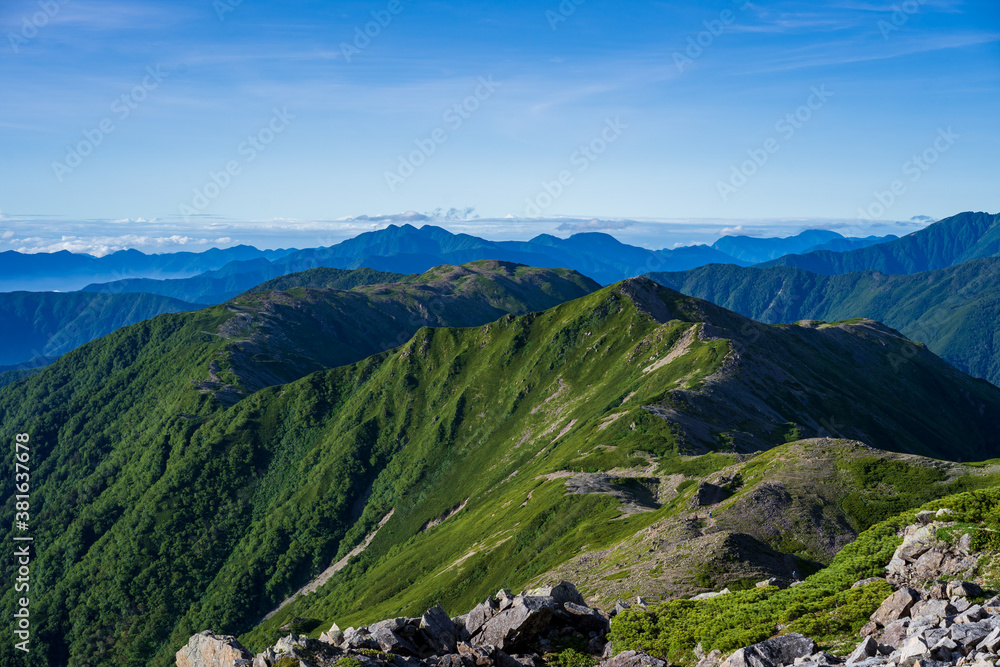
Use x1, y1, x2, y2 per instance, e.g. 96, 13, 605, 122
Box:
0, 212, 933, 256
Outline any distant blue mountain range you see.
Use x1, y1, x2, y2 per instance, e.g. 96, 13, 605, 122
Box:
74, 225, 899, 303
0, 244, 296, 292
3, 216, 967, 370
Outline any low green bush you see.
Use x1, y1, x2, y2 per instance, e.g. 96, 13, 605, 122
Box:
546, 648, 597, 667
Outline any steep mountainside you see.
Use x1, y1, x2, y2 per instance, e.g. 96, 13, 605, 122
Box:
0, 291, 201, 366
648, 258, 1000, 385
760, 211, 1000, 274
204, 261, 601, 402
4, 278, 1000, 666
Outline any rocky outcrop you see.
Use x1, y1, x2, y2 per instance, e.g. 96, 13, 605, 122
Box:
704, 511, 1000, 667
721, 634, 816, 667
175, 631, 253, 667
178, 582, 633, 667
883, 509, 979, 588
691, 482, 732, 507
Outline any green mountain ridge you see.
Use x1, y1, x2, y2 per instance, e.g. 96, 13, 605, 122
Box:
5, 273, 1000, 665
760, 211, 1000, 274
648, 257, 1000, 386
198, 261, 601, 403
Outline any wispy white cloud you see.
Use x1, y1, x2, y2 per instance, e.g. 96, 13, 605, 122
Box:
0, 213, 934, 256
730, 31, 1000, 75
557, 219, 635, 232
13, 234, 236, 256
45, 0, 200, 31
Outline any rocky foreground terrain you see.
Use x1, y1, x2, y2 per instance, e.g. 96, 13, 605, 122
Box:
694, 508, 1000, 667
177, 581, 635, 667
177, 506, 1000, 667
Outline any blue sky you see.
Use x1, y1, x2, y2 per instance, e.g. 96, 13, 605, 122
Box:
0, 0, 998, 253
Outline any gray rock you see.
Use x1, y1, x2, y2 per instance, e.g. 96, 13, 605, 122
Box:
320, 621, 345, 645
953, 597, 972, 614
695, 649, 724, 667
802, 650, 839, 664
909, 599, 955, 620
466, 600, 500, 637
955, 605, 988, 624
457, 641, 495, 665
562, 602, 610, 634
916, 511, 937, 525
898, 634, 931, 665
950, 620, 995, 646
614, 600, 631, 616
370, 621, 419, 656
268, 635, 342, 665
912, 551, 946, 578
923, 582, 948, 600
979, 627, 1000, 652
344, 628, 380, 650
691, 592, 721, 601
692, 590, 730, 601
847, 637, 879, 663
949, 582, 984, 599
872, 589, 920, 627
434, 654, 472, 667
895, 526, 936, 563
722, 633, 817, 667
524, 582, 586, 607
929, 637, 958, 661
921, 627, 950, 647
599, 650, 666, 667
175, 631, 254, 667
498, 591, 516, 612
881, 619, 911, 649
422, 604, 459, 655
474, 596, 555, 652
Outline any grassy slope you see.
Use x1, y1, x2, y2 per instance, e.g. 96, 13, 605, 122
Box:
211, 261, 602, 399
648, 257, 1000, 385
0, 262, 598, 667
5, 277, 1000, 665
610, 485, 1000, 665
193, 281, 1000, 653
537, 439, 1000, 608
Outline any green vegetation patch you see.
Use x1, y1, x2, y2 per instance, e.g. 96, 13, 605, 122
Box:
609, 487, 1000, 665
